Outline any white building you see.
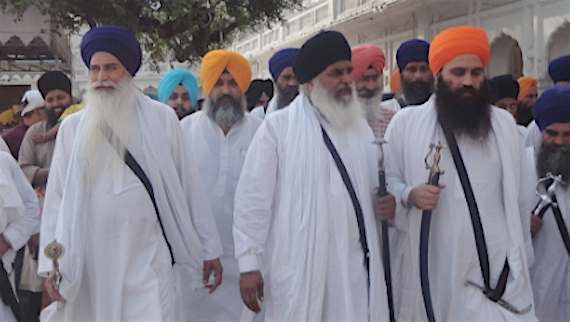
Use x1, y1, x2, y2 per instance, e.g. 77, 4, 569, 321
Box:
229, 0, 570, 91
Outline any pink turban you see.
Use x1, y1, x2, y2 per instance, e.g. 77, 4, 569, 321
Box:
351, 44, 386, 81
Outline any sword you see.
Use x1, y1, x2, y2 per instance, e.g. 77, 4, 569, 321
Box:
372, 137, 395, 322
420, 142, 446, 322
532, 173, 564, 218
464, 281, 532, 314
44, 240, 65, 308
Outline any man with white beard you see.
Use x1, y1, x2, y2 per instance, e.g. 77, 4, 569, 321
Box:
181, 50, 261, 321
38, 25, 223, 321
526, 86, 570, 322
234, 30, 391, 321
351, 44, 394, 138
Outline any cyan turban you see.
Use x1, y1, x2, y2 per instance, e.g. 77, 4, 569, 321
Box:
158, 69, 198, 106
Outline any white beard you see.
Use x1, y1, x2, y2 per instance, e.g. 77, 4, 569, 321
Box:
358, 92, 383, 123
306, 76, 364, 130
81, 76, 136, 186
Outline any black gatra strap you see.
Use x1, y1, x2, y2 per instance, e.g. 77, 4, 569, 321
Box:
103, 125, 175, 265
321, 126, 370, 274
396, 97, 409, 109
0, 265, 24, 322
550, 195, 570, 256
441, 125, 509, 302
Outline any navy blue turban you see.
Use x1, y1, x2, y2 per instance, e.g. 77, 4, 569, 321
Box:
533, 85, 570, 131
549, 54, 570, 83
269, 48, 300, 81
293, 31, 351, 84
396, 39, 430, 72
491, 74, 519, 102
81, 25, 142, 76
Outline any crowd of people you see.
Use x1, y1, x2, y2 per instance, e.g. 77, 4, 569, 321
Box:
0, 22, 567, 322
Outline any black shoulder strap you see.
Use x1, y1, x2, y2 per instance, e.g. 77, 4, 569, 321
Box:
441, 125, 509, 302
397, 97, 409, 109
321, 126, 370, 274
103, 125, 175, 265
0, 265, 24, 322
550, 195, 570, 256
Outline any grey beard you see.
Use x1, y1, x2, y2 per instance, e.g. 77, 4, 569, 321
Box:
205, 96, 246, 128
276, 90, 298, 110
358, 94, 383, 122
536, 142, 570, 183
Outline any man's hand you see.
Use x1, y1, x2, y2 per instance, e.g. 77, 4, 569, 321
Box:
530, 215, 544, 237
374, 189, 396, 221
203, 258, 223, 293
28, 233, 40, 260
0, 235, 10, 259
408, 183, 446, 210
240, 271, 264, 313
45, 271, 66, 303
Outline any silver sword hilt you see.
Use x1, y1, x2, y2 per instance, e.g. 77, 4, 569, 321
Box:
533, 172, 565, 217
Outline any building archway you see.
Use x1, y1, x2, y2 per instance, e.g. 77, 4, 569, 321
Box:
487, 33, 523, 79
547, 21, 570, 63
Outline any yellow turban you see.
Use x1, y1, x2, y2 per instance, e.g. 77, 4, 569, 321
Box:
517, 77, 537, 102
429, 26, 489, 74
200, 50, 252, 96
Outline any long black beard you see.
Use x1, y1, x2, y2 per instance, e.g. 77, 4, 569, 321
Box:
206, 95, 245, 128
401, 79, 434, 105
45, 109, 61, 128
436, 76, 492, 142
516, 102, 534, 126
536, 142, 570, 182
276, 86, 299, 110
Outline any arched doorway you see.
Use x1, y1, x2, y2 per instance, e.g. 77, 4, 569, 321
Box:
487, 33, 523, 79
547, 21, 570, 65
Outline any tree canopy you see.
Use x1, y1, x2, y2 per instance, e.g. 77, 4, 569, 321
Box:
1, 0, 303, 68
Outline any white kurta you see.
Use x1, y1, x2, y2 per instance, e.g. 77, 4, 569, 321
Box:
526, 147, 570, 322
250, 106, 266, 120
384, 96, 537, 321
0, 151, 39, 322
523, 121, 541, 148
38, 93, 223, 321
233, 93, 389, 321
380, 97, 402, 112
180, 111, 261, 321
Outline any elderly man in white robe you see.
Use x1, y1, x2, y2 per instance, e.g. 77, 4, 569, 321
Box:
525, 86, 570, 322
181, 50, 261, 321
234, 30, 392, 321
385, 26, 536, 321
0, 151, 39, 322
38, 25, 223, 321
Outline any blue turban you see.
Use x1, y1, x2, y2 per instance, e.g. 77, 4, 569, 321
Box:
532, 85, 570, 131
396, 39, 430, 72
269, 48, 300, 81
549, 54, 570, 83
158, 69, 198, 106
81, 25, 142, 76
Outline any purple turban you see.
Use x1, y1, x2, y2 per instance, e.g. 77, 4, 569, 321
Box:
532, 85, 570, 130
81, 25, 142, 76
269, 48, 300, 81
396, 39, 430, 72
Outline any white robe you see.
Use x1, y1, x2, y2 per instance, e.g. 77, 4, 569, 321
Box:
180, 111, 261, 321
0, 151, 39, 322
523, 121, 541, 148
526, 147, 570, 321
384, 96, 536, 321
233, 93, 389, 321
38, 92, 223, 321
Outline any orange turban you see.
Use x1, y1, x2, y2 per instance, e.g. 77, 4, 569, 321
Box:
390, 70, 400, 94
429, 26, 489, 74
517, 76, 537, 102
351, 44, 386, 81
200, 50, 252, 96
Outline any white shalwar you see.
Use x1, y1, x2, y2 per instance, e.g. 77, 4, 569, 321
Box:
0, 152, 39, 322
526, 147, 570, 322
233, 93, 389, 322
38, 92, 222, 321
180, 111, 261, 321
384, 96, 537, 321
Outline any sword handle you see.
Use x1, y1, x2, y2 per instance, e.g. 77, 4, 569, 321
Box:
378, 170, 388, 197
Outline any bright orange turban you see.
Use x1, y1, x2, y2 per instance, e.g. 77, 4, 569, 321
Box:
351, 44, 386, 81
200, 50, 252, 96
429, 26, 489, 74
517, 76, 537, 102
390, 70, 400, 94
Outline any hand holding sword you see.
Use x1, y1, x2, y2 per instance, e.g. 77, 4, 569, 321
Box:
44, 240, 66, 306
531, 173, 564, 236
407, 143, 447, 210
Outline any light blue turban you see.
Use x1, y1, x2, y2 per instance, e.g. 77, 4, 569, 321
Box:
158, 69, 198, 106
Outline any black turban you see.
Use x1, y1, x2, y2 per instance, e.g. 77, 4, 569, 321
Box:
490, 74, 519, 102
293, 31, 351, 84
246, 79, 274, 110
37, 71, 72, 99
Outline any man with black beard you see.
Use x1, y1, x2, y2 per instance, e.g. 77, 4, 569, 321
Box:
251, 48, 300, 119
385, 26, 535, 321
181, 49, 261, 321
381, 39, 434, 112
516, 77, 538, 126
526, 86, 570, 322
